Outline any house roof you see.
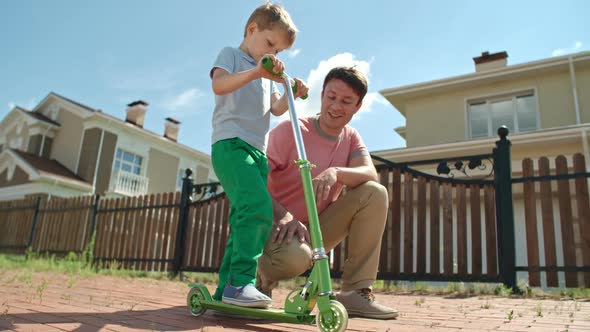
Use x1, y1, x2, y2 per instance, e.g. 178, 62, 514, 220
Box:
40, 92, 210, 159
49, 91, 100, 113
10, 149, 88, 185
380, 50, 590, 116
17, 107, 61, 127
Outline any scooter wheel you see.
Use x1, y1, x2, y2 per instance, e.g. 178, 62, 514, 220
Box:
317, 300, 348, 332
187, 287, 207, 316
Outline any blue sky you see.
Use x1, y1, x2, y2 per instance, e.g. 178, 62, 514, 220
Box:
1, 1, 588, 155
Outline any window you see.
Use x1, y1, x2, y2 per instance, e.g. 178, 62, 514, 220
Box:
468, 91, 538, 138
113, 148, 143, 175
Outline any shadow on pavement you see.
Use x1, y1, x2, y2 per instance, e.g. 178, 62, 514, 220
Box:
2, 305, 298, 332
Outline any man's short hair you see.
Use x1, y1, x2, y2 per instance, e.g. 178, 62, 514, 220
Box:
323, 67, 368, 105
244, 2, 298, 46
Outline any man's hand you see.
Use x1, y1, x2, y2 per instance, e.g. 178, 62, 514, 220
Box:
312, 167, 338, 202
271, 218, 310, 245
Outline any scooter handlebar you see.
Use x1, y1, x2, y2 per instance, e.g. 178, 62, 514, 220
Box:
261, 56, 308, 100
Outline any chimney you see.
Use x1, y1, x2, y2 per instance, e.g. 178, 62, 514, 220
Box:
473, 51, 508, 72
164, 117, 181, 142
125, 100, 148, 128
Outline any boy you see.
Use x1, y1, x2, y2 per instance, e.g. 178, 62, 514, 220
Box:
209, 2, 308, 308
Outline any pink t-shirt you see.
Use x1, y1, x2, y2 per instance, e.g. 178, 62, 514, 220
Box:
267, 116, 368, 223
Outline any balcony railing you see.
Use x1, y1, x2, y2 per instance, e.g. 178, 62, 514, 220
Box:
111, 171, 149, 197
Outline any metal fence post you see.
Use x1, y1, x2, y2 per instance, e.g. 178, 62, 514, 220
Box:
493, 126, 518, 292
27, 196, 43, 250
89, 194, 101, 238
84, 195, 101, 263
173, 168, 194, 276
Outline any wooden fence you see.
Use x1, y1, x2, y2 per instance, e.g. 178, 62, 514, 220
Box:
367, 166, 499, 282
93, 193, 181, 272
515, 153, 590, 288
1, 133, 589, 289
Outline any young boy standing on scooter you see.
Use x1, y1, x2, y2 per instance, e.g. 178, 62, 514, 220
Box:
209, 2, 308, 308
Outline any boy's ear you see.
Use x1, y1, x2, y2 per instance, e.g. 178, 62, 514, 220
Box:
246, 22, 258, 36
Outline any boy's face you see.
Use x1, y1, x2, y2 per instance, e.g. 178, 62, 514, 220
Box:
319, 79, 362, 136
243, 22, 291, 61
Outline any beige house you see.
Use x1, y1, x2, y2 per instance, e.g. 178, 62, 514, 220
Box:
375, 50, 590, 287
0, 92, 214, 201
376, 50, 590, 165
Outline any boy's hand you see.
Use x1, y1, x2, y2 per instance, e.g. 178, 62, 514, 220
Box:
291, 78, 309, 99
257, 54, 285, 83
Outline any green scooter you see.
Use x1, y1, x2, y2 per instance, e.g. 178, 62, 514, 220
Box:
186, 56, 349, 332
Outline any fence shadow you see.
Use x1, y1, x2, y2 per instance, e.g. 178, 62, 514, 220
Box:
2, 305, 293, 332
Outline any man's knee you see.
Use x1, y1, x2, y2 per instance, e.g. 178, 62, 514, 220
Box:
363, 180, 387, 193
353, 181, 388, 207
259, 241, 312, 281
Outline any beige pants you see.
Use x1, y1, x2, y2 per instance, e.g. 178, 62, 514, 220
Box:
258, 181, 388, 291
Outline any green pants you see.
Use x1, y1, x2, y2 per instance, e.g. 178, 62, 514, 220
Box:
211, 138, 273, 301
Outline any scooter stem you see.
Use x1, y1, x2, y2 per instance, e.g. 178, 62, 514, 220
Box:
279, 69, 332, 297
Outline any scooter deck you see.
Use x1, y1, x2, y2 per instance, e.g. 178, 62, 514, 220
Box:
202, 300, 316, 324
188, 283, 316, 325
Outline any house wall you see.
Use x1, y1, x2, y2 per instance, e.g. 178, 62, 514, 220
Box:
27, 135, 42, 155
537, 72, 576, 128
42, 137, 53, 158
96, 131, 117, 195
404, 68, 589, 147
195, 165, 210, 183
26, 134, 52, 158
577, 66, 590, 123
512, 137, 585, 161
77, 128, 102, 184
50, 107, 84, 173
147, 148, 179, 193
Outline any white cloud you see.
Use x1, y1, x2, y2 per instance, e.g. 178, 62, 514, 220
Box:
552, 41, 583, 56
287, 49, 301, 58
273, 52, 377, 125
161, 88, 204, 116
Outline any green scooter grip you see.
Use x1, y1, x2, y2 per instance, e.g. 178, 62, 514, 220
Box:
261, 56, 308, 100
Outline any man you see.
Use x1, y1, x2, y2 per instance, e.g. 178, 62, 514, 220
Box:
257, 66, 398, 319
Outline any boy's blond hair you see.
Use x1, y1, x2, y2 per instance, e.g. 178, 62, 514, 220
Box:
244, 2, 298, 47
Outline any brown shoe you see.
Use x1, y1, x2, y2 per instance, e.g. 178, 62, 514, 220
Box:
336, 288, 399, 319
255, 271, 278, 298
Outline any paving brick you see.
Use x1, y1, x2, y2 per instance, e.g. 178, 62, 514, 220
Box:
1, 270, 589, 332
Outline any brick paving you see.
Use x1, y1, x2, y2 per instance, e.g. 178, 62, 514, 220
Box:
0, 270, 589, 332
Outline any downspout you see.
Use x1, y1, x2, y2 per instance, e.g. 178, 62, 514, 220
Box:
568, 56, 581, 125
571, 56, 590, 267
570, 56, 590, 173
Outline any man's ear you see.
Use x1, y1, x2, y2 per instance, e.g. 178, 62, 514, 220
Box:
354, 101, 363, 113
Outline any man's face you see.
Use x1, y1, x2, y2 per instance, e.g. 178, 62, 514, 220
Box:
319, 79, 362, 136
